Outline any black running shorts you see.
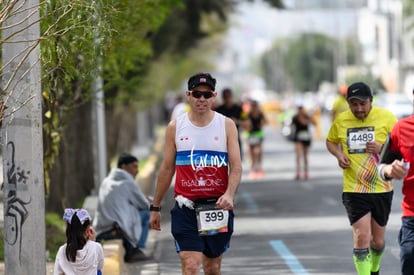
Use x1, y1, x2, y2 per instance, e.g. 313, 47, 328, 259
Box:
342, 191, 393, 226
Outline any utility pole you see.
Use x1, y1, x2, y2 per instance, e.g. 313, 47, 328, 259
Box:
91, 0, 107, 192
1, 0, 46, 274
91, 70, 107, 192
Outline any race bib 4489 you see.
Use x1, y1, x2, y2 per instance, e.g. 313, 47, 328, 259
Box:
347, 126, 375, 154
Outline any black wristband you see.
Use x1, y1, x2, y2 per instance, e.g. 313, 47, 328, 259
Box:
150, 204, 161, 212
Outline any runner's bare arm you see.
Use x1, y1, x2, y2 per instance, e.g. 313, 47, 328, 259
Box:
217, 118, 242, 210
150, 121, 177, 230
326, 139, 350, 169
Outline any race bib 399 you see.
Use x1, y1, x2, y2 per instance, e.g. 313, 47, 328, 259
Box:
196, 203, 229, 236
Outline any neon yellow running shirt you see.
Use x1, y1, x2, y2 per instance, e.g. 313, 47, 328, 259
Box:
327, 106, 397, 193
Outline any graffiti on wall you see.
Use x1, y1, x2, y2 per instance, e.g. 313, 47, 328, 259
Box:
3, 141, 31, 263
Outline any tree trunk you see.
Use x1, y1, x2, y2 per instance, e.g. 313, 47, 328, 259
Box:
46, 103, 95, 212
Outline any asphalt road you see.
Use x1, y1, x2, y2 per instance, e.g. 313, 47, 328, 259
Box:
125, 120, 403, 275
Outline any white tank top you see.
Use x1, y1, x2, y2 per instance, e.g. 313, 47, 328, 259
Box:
174, 112, 228, 200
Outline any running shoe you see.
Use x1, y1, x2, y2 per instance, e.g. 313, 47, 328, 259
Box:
249, 171, 256, 180
256, 170, 264, 179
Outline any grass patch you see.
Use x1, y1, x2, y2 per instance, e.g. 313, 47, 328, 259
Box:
46, 212, 66, 261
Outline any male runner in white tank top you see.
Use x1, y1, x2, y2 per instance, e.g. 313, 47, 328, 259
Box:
150, 72, 242, 275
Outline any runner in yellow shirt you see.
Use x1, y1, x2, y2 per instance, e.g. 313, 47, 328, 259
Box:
331, 84, 349, 121
326, 82, 397, 275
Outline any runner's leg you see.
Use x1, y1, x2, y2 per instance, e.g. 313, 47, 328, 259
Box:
202, 255, 222, 275
294, 142, 301, 179
370, 218, 385, 273
180, 251, 203, 275
352, 213, 372, 275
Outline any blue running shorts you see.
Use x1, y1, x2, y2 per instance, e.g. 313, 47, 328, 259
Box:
170, 202, 234, 258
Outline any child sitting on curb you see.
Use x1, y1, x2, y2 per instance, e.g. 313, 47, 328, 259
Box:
54, 208, 104, 275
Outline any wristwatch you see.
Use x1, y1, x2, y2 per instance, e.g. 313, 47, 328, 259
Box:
150, 204, 161, 212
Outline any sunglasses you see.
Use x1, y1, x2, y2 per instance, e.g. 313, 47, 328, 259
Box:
190, 90, 214, 99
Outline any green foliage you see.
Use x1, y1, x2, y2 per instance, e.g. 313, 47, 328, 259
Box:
40, 0, 113, 194
102, 0, 183, 103
403, 0, 414, 49
41, 0, 111, 99
100, 0, 284, 106
261, 39, 293, 92
344, 38, 360, 65
151, 0, 232, 57
282, 33, 336, 91
404, 0, 414, 18
134, 0, 238, 103
102, 0, 234, 106
261, 33, 356, 92
39, 0, 226, 210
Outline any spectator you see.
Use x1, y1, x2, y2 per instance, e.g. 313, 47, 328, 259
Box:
94, 153, 150, 262
331, 84, 349, 122
54, 208, 104, 275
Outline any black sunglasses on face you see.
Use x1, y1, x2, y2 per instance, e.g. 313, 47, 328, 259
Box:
191, 90, 214, 99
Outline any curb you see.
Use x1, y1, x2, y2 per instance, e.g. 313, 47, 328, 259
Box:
101, 239, 124, 275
